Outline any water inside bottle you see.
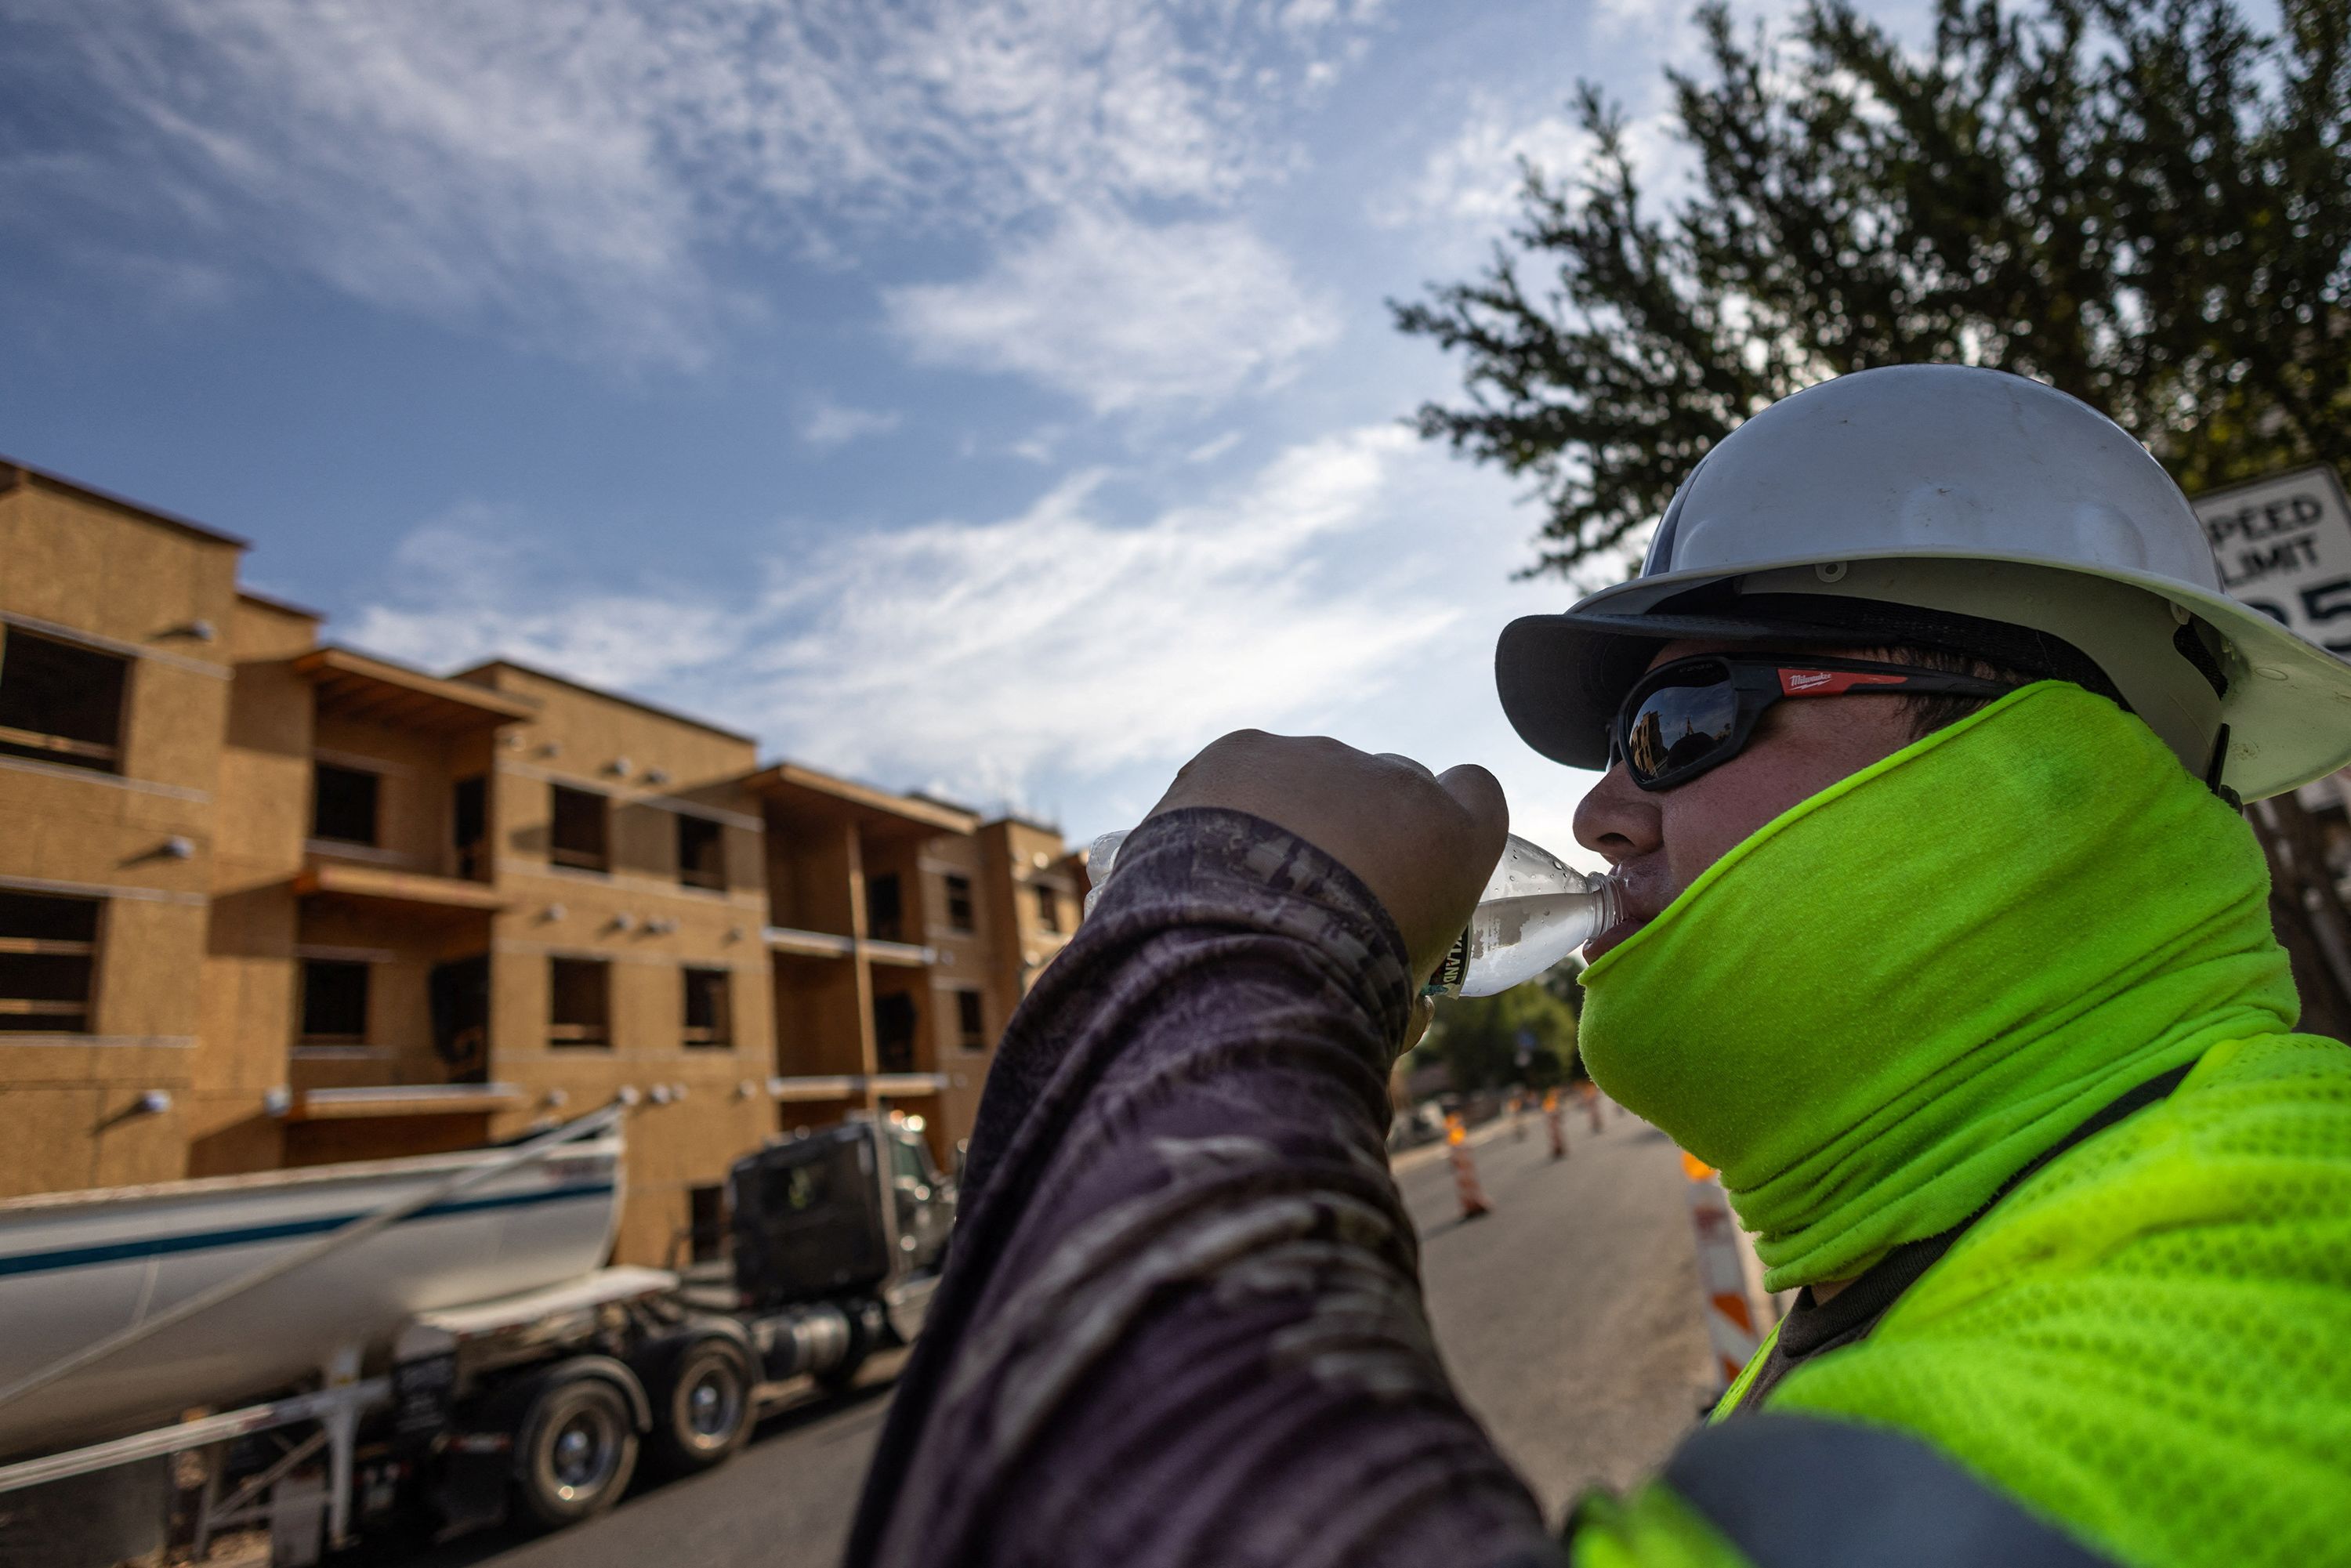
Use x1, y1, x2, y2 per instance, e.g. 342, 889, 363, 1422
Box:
1451, 886, 1617, 996
1433, 835, 1618, 998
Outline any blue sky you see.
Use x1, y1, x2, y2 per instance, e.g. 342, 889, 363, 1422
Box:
0, 0, 1835, 857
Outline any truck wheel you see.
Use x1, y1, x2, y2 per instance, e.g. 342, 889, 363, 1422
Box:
515, 1371, 640, 1530
647, 1336, 755, 1473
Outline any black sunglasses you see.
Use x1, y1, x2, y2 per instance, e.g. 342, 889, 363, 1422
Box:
1608, 654, 2024, 791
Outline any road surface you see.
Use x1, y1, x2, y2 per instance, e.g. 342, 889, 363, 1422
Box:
390, 1107, 1715, 1566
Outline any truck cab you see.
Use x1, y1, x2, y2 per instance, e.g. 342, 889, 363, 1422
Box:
882, 1117, 955, 1276
726, 1112, 957, 1378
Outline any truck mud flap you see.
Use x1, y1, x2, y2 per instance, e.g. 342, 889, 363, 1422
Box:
429, 1438, 510, 1541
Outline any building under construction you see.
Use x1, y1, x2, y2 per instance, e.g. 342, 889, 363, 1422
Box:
0, 456, 1084, 1266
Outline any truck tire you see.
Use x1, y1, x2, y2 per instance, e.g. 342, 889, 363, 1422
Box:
513, 1364, 643, 1530
644, 1333, 755, 1474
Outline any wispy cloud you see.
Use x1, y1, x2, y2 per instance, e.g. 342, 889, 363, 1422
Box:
1009, 425, 1070, 465
740, 426, 1452, 794
346, 503, 742, 693
798, 397, 901, 449
884, 208, 1342, 413
342, 425, 1611, 856
1372, 93, 1594, 232
346, 425, 1465, 807
9, 0, 1383, 368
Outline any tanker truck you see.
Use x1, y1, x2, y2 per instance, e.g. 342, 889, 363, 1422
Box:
0, 1103, 956, 1566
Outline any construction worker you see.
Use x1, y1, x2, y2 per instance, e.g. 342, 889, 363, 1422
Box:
848, 367, 2351, 1567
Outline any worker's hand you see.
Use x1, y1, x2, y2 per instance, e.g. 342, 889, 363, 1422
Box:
1146, 731, 1508, 994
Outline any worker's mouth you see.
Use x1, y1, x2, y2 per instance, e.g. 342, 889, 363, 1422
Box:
1580, 877, 1659, 965
1580, 914, 1643, 965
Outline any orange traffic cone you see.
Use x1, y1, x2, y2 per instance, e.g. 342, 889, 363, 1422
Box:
1681, 1151, 1770, 1396
1446, 1114, 1492, 1219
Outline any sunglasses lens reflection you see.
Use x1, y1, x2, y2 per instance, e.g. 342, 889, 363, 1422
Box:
1625, 668, 1738, 783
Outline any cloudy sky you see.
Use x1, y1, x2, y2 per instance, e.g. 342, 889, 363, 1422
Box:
0, 0, 1827, 857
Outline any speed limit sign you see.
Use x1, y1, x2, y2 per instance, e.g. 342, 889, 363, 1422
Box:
2195, 465, 2351, 662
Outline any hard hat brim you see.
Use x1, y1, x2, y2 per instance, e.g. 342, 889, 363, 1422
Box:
1498, 550, 2351, 798
1494, 603, 1878, 772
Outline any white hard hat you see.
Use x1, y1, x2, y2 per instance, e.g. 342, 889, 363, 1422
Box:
1496, 364, 2351, 800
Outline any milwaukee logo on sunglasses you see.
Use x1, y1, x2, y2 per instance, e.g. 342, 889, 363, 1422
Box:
1778, 669, 1910, 695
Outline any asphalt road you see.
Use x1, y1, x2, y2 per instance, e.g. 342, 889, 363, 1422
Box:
397, 1106, 1713, 1567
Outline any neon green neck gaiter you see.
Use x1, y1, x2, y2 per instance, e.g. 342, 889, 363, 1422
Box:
1578, 682, 2295, 1290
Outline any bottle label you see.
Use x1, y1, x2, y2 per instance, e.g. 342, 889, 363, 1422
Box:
1426, 929, 1469, 997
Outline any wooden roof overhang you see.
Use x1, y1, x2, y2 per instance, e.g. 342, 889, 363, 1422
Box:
744, 761, 979, 840
297, 646, 538, 731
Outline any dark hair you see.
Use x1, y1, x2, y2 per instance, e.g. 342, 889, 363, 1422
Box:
1847, 643, 2045, 739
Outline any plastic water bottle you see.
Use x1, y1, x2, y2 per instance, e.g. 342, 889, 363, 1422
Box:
1082, 828, 1621, 998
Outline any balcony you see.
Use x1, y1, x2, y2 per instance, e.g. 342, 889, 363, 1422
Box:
766, 1073, 947, 1103
295, 859, 509, 915
281, 1082, 526, 1121
763, 925, 856, 959
761, 923, 934, 967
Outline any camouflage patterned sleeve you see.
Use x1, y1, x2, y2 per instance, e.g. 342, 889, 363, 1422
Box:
846, 806, 1562, 1568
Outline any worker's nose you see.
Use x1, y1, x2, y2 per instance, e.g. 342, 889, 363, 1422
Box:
1573, 762, 1661, 868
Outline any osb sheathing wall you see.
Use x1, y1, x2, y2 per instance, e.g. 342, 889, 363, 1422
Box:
190, 593, 321, 1176
309, 710, 483, 876
766, 813, 860, 935
913, 832, 997, 1162
773, 950, 868, 1081
460, 662, 778, 1266
291, 708, 500, 1100
980, 818, 1080, 1018
0, 475, 240, 1196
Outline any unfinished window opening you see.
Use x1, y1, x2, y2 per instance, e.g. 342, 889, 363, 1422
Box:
0, 891, 99, 1034
683, 966, 732, 1048
0, 629, 128, 774
311, 762, 380, 846
677, 813, 726, 891
429, 954, 491, 1082
944, 873, 975, 933
452, 775, 488, 881
865, 872, 904, 942
955, 988, 987, 1052
299, 959, 371, 1044
549, 784, 608, 873
1032, 882, 1063, 935
873, 990, 918, 1074
549, 956, 610, 1048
